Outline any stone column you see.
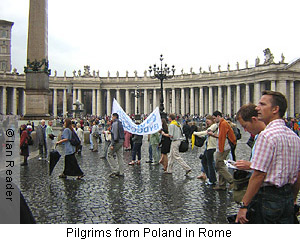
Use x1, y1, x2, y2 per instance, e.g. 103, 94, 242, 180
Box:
99, 90, 103, 116
78, 88, 82, 103
25, 0, 50, 119
185, 88, 189, 114
12, 87, 17, 115
175, 90, 180, 114
205, 88, 209, 114
2, 87, 7, 115
23, 89, 26, 115
167, 89, 171, 113
72, 88, 77, 117
245, 83, 250, 104
135, 90, 138, 115
227, 85, 231, 115
107, 89, 111, 116
214, 89, 218, 111
253, 82, 261, 105
289, 81, 294, 117
260, 82, 266, 92
138, 93, 142, 114
125, 89, 130, 114
92, 89, 96, 115
163, 89, 167, 112
195, 88, 199, 114
63, 88, 67, 117
181, 88, 185, 114
171, 88, 176, 113
53, 88, 57, 118
199, 87, 204, 116
190, 87, 195, 115
97, 89, 101, 116
144, 89, 148, 114
218, 86, 222, 112
73, 88, 77, 104
277, 80, 287, 97
153, 89, 157, 108
271, 81, 276, 91
116, 89, 121, 103
236, 84, 241, 112
209, 86, 213, 114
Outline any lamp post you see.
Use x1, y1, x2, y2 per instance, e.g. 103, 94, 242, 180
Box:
134, 85, 140, 120
148, 54, 175, 119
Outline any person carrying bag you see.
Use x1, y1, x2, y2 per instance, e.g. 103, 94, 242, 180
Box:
161, 114, 192, 175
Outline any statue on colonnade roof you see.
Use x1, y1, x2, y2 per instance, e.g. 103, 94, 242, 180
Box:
263, 48, 274, 65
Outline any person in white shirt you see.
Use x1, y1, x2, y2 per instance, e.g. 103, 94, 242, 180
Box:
75, 123, 84, 154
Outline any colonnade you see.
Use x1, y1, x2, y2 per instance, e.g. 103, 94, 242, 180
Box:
0, 79, 299, 118
45, 79, 297, 118
0, 86, 25, 115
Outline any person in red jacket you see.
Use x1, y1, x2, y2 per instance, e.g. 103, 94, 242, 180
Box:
208, 111, 236, 190
20, 125, 29, 166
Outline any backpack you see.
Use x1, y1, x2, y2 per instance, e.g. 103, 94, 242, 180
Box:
27, 134, 34, 145
69, 129, 81, 147
233, 127, 241, 140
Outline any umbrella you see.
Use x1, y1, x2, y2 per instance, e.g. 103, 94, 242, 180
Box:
49, 148, 61, 176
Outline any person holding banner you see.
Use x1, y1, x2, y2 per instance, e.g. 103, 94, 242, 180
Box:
129, 130, 143, 165
124, 130, 132, 151
150, 131, 160, 165
108, 113, 125, 178
162, 114, 192, 175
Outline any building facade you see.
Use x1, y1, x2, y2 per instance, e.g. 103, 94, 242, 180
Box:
0, 20, 14, 72
0, 59, 300, 118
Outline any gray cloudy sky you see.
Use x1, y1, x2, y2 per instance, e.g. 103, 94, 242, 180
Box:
1, 0, 300, 77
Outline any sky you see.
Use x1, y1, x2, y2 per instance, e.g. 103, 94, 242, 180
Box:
0, 0, 300, 77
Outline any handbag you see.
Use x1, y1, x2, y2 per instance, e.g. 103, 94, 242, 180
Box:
49, 134, 55, 140
179, 127, 189, 152
21, 141, 28, 149
92, 131, 100, 138
70, 129, 81, 147
194, 135, 206, 147
179, 140, 189, 152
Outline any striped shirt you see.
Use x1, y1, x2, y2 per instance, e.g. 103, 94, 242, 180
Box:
250, 119, 300, 187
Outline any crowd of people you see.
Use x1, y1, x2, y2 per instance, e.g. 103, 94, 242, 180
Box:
17, 90, 300, 224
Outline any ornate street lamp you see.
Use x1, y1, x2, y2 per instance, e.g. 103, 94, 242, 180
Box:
148, 54, 175, 119
133, 85, 140, 120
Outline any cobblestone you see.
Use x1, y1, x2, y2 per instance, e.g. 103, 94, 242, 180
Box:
1, 125, 299, 224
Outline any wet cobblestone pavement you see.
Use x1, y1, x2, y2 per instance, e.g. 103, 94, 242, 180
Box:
1, 127, 299, 224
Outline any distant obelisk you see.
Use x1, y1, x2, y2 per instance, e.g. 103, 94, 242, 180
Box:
24, 0, 50, 119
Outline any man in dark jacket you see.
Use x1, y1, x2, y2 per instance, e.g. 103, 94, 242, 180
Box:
107, 113, 125, 178
36, 119, 47, 160
182, 121, 191, 142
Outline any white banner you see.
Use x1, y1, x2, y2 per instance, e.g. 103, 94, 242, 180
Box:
112, 98, 162, 135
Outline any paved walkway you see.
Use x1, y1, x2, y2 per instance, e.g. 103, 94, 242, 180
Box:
1, 127, 299, 224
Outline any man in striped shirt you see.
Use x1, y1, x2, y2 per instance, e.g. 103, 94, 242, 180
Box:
236, 90, 300, 224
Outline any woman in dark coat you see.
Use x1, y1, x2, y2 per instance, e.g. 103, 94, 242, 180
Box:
159, 118, 171, 171
56, 118, 84, 180
20, 125, 29, 166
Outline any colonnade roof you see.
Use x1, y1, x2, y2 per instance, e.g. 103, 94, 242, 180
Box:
1, 59, 300, 89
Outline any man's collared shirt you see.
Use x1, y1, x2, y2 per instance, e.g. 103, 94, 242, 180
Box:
250, 119, 300, 187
